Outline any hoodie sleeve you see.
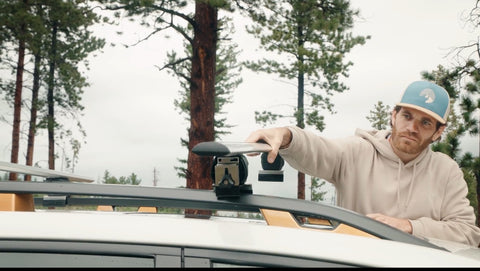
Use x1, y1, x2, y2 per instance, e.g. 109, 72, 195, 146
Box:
278, 126, 347, 184
278, 126, 367, 185
410, 165, 480, 248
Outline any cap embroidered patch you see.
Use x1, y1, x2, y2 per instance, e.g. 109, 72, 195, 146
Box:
420, 88, 435, 103
396, 81, 450, 124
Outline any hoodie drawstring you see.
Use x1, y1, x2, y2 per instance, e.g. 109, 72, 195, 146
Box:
396, 160, 402, 210
397, 160, 417, 211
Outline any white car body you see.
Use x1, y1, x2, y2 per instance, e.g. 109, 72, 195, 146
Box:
0, 183, 478, 267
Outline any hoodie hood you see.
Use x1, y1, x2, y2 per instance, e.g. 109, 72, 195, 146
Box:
353, 128, 431, 168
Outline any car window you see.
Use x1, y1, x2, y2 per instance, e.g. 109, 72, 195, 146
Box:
0, 252, 154, 268
0, 239, 355, 268
184, 248, 355, 268
0, 240, 180, 268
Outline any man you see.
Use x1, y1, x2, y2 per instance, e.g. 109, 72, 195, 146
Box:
246, 81, 480, 247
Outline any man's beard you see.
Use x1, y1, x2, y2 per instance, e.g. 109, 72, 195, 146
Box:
390, 125, 432, 155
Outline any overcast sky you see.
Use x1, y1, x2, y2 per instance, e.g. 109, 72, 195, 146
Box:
0, 0, 478, 200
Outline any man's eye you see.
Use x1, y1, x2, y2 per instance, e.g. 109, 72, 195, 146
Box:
422, 120, 432, 127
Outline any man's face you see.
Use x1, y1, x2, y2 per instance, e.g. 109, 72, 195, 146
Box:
390, 107, 445, 156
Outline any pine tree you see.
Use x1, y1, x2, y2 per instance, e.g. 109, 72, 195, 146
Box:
243, 0, 369, 199
163, 18, 242, 180
98, 1, 246, 197
0, 0, 33, 180
366, 101, 391, 130
38, 0, 105, 170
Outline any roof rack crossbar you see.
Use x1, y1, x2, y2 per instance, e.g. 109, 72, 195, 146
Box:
0, 181, 441, 250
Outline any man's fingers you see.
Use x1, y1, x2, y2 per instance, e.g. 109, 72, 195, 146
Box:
245, 132, 262, 143
267, 151, 279, 164
245, 129, 282, 163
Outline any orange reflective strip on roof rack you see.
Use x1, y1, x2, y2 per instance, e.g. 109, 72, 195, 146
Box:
97, 205, 114, 211
0, 193, 34, 211
333, 223, 378, 238
261, 209, 302, 229
138, 206, 157, 213
260, 209, 378, 239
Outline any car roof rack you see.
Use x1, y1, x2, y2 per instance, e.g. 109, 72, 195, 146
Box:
0, 161, 94, 183
0, 183, 441, 251
0, 153, 444, 252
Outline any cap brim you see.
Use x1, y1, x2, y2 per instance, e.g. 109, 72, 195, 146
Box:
396, 103, 446, 124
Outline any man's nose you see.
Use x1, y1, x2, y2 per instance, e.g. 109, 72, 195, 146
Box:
406, 120, 419, 133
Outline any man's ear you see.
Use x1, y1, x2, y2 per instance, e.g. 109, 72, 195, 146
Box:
432, 125, 446, 142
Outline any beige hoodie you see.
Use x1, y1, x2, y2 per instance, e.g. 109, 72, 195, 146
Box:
279, 126, 480, 247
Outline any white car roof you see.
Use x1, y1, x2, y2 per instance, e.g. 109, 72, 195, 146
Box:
0, 210, 479, 267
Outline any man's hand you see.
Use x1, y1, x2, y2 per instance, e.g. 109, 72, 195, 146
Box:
245, 127, 292, 164
366, 213, 413, 234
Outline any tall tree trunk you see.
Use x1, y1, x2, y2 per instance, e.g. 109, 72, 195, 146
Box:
297, 68, 305, 199
24, 53, 41, 181
9, 23, 26, 181
296, 21, 306, 199
297, 171, 305, 200
477, 119, 479, 226
185, 1, 217, 217
47, 21, 58, 170
476, 172, 479, 227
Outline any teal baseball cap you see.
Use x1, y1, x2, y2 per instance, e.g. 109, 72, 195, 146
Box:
396, 81, 450, 124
